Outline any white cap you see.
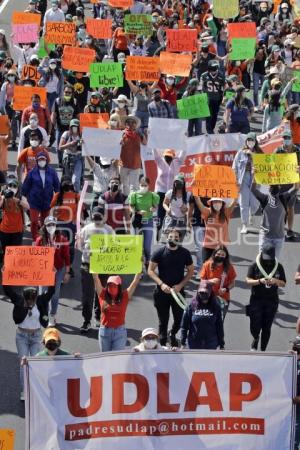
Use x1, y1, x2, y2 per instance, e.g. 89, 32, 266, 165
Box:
141, 328, 158, 339
0, 29, 5, 36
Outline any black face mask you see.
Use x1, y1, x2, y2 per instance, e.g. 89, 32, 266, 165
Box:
62, 185, 72, 192
214, 256, 225, 263
167, 239, 179, 248
111, 184, 119, 192
46, 342, 59, 351
202, 48, 209, 53
197, 292, 209, 301
154, 94, 161, 102
164, 156, 173, 164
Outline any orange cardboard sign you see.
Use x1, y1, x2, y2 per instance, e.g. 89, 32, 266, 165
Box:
0, 429, 15, 450
108, 0, 133, 8
45, 22, 76, 46
21, 65, 41, 82
192, 164, 238, 198
166, 29, 198, 52
12, 11, 41, 26
0, 115, 10, 135
62, 46, 96, 73
159, 52, 192, 77
79, 113, 109, 131
125, 56, 160, 81
86, 18, 113, 39
13, 86, 47, 111
2, 246, 55, 286
227, 22, 257, 41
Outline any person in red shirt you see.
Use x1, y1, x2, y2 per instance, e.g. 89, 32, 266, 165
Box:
158, 74, 188, 115
93, 273, 141, 351
35, 215, 70, 327
21, 94, 51, 134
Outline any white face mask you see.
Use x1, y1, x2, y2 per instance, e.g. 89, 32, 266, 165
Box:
30, 140, 39, 148
212, 202, 222, 211
118, 103, 125, 109
38, 160, 47, 169
49, 63, 57, 70
7, 76, 15, 82
46, 225, 56, 235
246, 140, 255, 149
71, 126, 78, 134
23, 44, 30, 50
166, 78, 175, 85
85, 39, 92, 45
143, 339, 158, 349
29, 119, 38, 126
52, 5, 58, 10
139, 186, 148, 194
9, 187, 18, 195
109, 119, 118, 127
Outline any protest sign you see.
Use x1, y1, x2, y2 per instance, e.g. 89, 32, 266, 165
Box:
293, 35, 300, 48
192, 164, 238, 198
25, 351, 295, 450
82, 127, 123, 158
166, 29, 198, 52
148, 117, 188, 151
21, 65, 41, 82
177, 93, 210, 119
12, 11, 41, 25
12, 86, 47, 111
62, 47, 96, 73
38, 37, 55, 58
252, 153, 299, 185
79, 113, 109, 131
159, 52, 192, 76
292, 70, 300, 93
12, 23, 39, 44
90, 63, 123, 88
207, 17, 218, 37
229, 38, 256, 60
0, 115, 9, 135
227, 22, 257, 41
90, 234, 143, 274
2, 246, 55, 286
257, 123, 285, 154
0, 429, 15, 450
45, 22, 76, 45
108, 0, 134, 8
124, 14, 153, 36
213, 0, 239, 19
86, 18, 112, 39
125, 56, 160, 81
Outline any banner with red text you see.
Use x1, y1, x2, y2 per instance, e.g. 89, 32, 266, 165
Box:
25, 351, 296, 450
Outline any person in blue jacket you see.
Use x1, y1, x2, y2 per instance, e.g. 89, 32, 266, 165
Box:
180, 280, 225, 350
22, 151, 60, 240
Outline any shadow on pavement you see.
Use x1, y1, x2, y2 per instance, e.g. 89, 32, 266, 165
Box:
0, 349, 25, 418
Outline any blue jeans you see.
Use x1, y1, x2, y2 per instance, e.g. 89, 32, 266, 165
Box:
47, 91, 58, 112
50, 267, 65, 315
193, 226, 205, 271
258, 234, 284, 258
99, 325, 127, 352
239, 171, 259, 224
253, 72, 265, 106
134, 219, 153, 263
16, 328, 42, 390
135, 110, 149, 129
63, 154, 83, 193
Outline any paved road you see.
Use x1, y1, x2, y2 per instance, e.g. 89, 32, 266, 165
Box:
1, 1, 300, 449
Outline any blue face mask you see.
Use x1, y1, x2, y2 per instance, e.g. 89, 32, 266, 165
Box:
32, 101, 39, 109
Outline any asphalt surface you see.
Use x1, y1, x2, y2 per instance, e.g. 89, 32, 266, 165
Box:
1, 1, 300, 449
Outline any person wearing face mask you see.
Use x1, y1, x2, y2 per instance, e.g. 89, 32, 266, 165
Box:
38, 58, 64, 112
22, 151, 60, 240
182, 78, 202, 137
192, 43, 217, 80
93, 272, 142, 351
36, 328, 71, 356
35, 216, 70, 327
17, 131, 50, 181
133, 328, 168, 351
148, 228, 194, 346
100, 176, 131, 234
50, 176, 80, 273
8, 37, 39, 77
158, 74, 188, 117
77, 206, 114, 332
0, 179, 29, 256
84, 92, 107, 114
262, 80, 294, 133
19, 110, 49, 154
67, 70, 91, 113
195, 197, 237, 262
200, 246, 236, 322
224, 86, 254, 134
180, 280, 224, 350
249, 1, 274, 26
232, 133, 262, 233
129, 176, 159, 271
0, 69, 20, 149
265, 45, 285, 71
127, 80, 157, 130
275, 2, 293, 25
111, 94, 130, 129
110, 25, 129, 62
251, 180, 299, 257
246, 243, 286, 351
148, 87, 175, 118
59, 119, 83, 192
2, 284, 55, 400
24, 0, 42, 15
200, 60, 225, 134
43, 0, 65, 34
128, 35, 149, 56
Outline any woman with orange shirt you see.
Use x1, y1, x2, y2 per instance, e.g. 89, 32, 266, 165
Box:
200, 245, 236, 321
111, 27, 129, 62
93, 273, 141, 352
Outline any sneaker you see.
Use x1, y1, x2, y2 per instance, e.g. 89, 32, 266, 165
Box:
48, 315, 56, 327
94, 319, 100, 328
169, 331, 178, 347
286, 229, 295, 239
20, 391, 25, 401
240, 224, 248, 234
80, 321, 91, 333
251, 338, 259, 351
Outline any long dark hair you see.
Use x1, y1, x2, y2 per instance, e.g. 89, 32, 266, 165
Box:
56, 176, 74, 206
269, 90, 281, 112
234, 89, 245, 108
210, 245, 231, 273
45, 65, 61, 83
39, 224, 60, 246
171, 179, 187, 203
102, 285, 123, 311
208, 202, 227, 223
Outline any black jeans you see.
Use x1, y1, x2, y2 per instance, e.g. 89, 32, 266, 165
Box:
80, 264, 99, 323
153, 287, 184, 346
206, 99, 221, 134
0, 231, 23, 256
156, 192, 166, 233
249, 299, 278, 351
229, 122, 250, 134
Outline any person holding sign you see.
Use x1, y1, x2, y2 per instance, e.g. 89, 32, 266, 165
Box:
93, 272, 142, 351
43, 1, 65, 34
2, 284, 55, 400
0, 69, 20, 150
38, 57, 64, 111
59, 118, 83, 193
127, 80, 157, 130
224, 86, 254, 134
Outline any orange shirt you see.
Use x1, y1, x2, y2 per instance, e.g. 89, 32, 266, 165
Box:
201, 207, 231, 249
99, 289, 129, 328
113, 28, 128, 50
0, 135, 9, 171
0, 198, 24, 233
18, 146, 50, 176
50, 191, 80, 224
199, 260, 236, 301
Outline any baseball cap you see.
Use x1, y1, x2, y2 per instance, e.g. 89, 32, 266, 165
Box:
141, 328, 158, 339
207, 197, 224, 205
44, 215, 57, 226
152, 87, 161, 94
43, 328, 60, 344
272, 45, 281, 52
107, 275, 122, 285
246, 132, 257, 141
36, 151, 48, 160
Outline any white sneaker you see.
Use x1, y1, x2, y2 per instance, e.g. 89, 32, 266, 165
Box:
48, 315, 56, 327
20, 391, 25, 401
240, 224, 248, 234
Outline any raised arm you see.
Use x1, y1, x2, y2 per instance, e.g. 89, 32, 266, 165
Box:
92, 273, 104, 296
127, 273, 142, 299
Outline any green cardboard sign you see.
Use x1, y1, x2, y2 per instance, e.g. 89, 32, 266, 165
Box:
37, 37, 55, 58
124, 14, 153, 36
177, 93, 211, 119
229, 38, 256, 61
292, 70, 300, 93
89, 62, 123, 88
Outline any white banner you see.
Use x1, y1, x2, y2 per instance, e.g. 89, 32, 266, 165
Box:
148, 118, 188, 151
25, 351, 296, 450
82, 127, 123, 158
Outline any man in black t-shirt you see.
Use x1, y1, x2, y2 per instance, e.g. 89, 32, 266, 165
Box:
148, 229, 194, 346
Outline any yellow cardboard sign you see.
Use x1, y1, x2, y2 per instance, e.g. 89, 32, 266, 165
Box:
0, 429, 15, 450
253, 153, 300, 185
192, 164, 238, 198
90, 234, 143, 274
213, 0, 239, 19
